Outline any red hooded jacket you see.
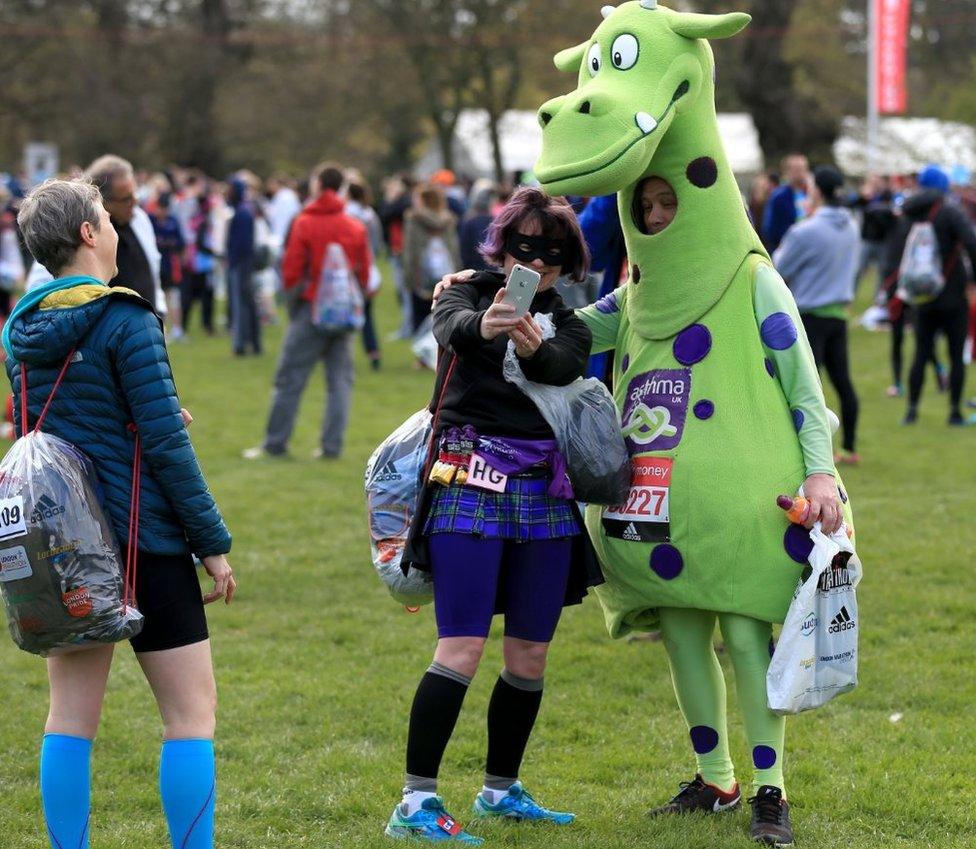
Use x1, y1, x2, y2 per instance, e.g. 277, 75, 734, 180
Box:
281, 190, 372, 304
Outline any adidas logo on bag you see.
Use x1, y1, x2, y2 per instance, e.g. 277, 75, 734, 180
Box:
374, 461, 402, 483
30, 494, 65, 524
828, 606, 856, 634
622, 522, 642, 542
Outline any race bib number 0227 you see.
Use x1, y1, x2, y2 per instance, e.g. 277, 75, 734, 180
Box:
602, 457, 672, 543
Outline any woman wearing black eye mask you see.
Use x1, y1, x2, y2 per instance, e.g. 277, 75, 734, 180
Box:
385, 187, 602, 842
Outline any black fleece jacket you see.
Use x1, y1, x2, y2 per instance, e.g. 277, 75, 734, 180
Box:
427, 271, 592, 439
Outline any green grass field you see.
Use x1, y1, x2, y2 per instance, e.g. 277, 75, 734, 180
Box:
1, 270, 975, 849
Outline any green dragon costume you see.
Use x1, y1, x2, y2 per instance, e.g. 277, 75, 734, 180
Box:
534, 1, 854, 796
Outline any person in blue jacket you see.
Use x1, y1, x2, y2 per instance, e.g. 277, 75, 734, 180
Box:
578, 194, 626, 382
762, 154, 811, 252
6, 178, 235, 849
226, 177, 261, 356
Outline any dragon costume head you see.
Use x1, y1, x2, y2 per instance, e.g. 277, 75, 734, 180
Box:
536, 2, 766, 340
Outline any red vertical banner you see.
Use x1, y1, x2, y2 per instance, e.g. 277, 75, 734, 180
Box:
876, 0, 910, 114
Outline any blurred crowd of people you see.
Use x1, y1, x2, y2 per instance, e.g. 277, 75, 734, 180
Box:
748, 155, 976, 450
3, 152, 976, 458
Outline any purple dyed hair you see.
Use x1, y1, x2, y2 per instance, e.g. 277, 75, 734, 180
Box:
479, 187, 591, 282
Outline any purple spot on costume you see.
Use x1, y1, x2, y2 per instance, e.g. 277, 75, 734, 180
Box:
784, 524, 813, 564
760, 312, 798, 351
792, 408, 804, 432
595, 292, 619, 315
673, 324, 712, 366
650, 544, 684, 580
690, 725, 720, 754
753, 746, 777, 770
686, 157, 719, 189
694, 400, 715, 420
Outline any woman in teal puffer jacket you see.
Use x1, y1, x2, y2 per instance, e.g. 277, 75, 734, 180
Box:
4, 178, 235, 849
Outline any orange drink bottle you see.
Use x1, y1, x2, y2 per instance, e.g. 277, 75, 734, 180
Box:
776, 494, 810, 524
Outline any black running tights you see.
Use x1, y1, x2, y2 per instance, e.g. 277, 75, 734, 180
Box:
909, 305, 968, 413
801, 315, 859, 453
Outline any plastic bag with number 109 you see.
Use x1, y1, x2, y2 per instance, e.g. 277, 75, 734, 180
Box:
0, 430, 142, 656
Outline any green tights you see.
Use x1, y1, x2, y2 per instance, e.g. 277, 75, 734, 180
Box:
658, 607, 785, 795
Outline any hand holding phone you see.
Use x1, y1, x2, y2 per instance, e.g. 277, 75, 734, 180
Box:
510, 314, 544, 359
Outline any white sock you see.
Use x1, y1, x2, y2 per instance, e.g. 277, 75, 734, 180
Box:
401, 789, 438, 816
480, 785, 512, 805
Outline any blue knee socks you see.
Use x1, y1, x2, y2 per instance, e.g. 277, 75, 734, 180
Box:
40, 736, 215, 849
40, 734, 92, 849
160, 739, 216, 849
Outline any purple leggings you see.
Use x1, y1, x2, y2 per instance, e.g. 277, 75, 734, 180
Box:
428, 533, 573, 643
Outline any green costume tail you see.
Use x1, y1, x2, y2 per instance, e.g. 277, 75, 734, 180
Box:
660, 607, 785, 794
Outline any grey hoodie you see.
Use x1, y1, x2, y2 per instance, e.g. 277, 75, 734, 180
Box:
773, 205, 861, 312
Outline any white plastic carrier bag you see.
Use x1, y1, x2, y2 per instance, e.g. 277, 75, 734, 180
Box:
767, 524, 861, 714
365, 409, 435, 607
0, 355, 143, 656
502, 313, 630, 505
313, 243, 365, 331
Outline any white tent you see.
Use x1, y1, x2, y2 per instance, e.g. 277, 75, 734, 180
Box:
833, 117, 976, 180
417, 109, 765, 180
418, 109, 976, 183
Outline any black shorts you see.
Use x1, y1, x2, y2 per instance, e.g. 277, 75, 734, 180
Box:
129, 551, 209, 653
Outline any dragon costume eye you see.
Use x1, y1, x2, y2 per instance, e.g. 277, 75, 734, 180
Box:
587, 43, 602, 76
611, 34, 639, 70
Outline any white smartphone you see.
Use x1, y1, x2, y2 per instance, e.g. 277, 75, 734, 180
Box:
501, 264, 541, 317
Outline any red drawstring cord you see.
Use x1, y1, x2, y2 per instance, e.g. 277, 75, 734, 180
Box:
421, 353, 458, 483
19, 351, 142, 612
33, 353, 76, 434
19, 350, 76, 437
19, 363, 28, 439
123, 426, 141, 610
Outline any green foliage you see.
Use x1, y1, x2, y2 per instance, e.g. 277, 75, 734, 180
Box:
0, 270, 974, 847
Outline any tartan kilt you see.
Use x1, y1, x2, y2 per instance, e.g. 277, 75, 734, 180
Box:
424, 476, 580, 541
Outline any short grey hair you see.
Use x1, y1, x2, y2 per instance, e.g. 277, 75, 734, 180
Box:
17, 179, 103, 276
86, 154, 134, 201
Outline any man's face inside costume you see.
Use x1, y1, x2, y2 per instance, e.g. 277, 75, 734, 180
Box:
636, 177, 678, 235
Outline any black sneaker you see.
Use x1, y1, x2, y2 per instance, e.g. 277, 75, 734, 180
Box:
748, 786, 794, 846
648, 774, 741, 817
901, 408, 918, 425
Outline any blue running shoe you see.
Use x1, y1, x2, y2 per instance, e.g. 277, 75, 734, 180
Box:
472, 782, 575, 825
385, 796, 483, 844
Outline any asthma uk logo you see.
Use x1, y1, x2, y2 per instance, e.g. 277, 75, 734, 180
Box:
620, 369, 691, 452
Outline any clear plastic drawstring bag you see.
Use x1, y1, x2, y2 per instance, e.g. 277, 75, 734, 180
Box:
0, 430, 143, 656
503, 313, 631, 505
365, 410, 435, 606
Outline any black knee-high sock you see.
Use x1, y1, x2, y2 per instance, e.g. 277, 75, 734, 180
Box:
405, 662, 471, 784
485, 669, 544, 784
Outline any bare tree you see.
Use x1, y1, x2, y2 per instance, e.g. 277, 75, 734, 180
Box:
361, 0, 480, 173
466, 1, 529, 183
